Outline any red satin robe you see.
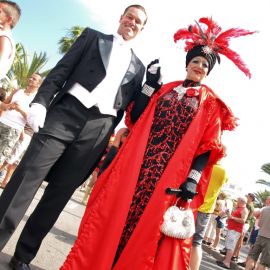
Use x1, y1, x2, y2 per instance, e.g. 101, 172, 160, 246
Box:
61, 81, 237, 270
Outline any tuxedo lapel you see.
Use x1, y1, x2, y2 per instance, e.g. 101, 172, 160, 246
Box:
121, 50, 141, 85
99, 36, 140, 85
98, 36, 113, 71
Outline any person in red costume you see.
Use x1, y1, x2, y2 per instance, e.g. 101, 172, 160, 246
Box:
61, 17, 256, 270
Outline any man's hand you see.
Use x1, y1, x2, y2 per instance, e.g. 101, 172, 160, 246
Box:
0, 101, 17, 111
27, 103, 47, 133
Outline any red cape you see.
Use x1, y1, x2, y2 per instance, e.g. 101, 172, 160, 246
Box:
61, 81, 237, 270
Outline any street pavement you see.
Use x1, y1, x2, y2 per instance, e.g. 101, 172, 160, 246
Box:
0, 182, 86, 270
200, 250, 227, 270
0, 183, 250, 270
200, 241, 249, 270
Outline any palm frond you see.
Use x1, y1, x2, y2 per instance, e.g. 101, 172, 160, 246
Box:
256, 179, 270, 187
6, 43, 49, 89
58, 26, 85, 54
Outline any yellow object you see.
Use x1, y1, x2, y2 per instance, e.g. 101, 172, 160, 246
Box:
198, 164, 227, 213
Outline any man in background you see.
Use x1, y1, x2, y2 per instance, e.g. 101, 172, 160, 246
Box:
0, 73, 42, 188
216, 196, 249, 269
232, 192, 255, 262
245, 196, 270, 270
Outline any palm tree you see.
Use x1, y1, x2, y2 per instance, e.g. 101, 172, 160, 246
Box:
58, 26, 85, 54
256, 163, 270, 187
12, 43, 25, 66
4, 43, 50, 91
253, 190, 270, 208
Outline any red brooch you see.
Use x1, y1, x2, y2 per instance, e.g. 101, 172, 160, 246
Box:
186, 88, 199, 97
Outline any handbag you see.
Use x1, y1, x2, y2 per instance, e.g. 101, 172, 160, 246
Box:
161, 202, 195, 239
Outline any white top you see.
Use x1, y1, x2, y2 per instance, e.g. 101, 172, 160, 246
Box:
0, 29, 15, 80
258, 206, 270, 238
68, 33, 131, 116
0, 89, 36, 131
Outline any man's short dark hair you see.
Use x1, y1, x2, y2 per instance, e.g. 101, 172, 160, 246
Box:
248, 193, 255, 201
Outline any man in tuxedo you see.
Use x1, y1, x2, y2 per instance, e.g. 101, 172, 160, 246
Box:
0, 4, 160, 270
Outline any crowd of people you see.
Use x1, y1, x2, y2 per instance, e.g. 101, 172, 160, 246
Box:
0, 1, 266, 270
199, 191, 270, 270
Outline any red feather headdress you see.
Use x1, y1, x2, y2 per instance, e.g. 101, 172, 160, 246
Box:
174, 17, 257, 78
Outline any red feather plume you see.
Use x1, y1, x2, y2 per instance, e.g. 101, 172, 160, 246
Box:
174, 17, 257, 78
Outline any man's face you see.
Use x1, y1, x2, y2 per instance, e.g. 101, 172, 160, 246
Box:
117, 7, 146, 41
237, 198, 246, 207
28, 74, 42, 89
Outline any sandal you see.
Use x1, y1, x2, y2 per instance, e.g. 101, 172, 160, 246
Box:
216, 261, 230, 269
219, 249, 227, 255
237, 261, 246, 267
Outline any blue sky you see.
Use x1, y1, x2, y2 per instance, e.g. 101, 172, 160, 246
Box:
11, 0, 270, 193
13, 0, 98, 69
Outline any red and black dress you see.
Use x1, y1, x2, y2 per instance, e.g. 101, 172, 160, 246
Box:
115, 83, 200, 261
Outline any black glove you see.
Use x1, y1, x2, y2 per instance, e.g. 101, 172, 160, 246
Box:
145, 59, 162, 91
178, 178, 198, 201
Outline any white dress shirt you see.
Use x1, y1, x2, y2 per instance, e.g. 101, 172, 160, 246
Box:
68, 33, 132, 116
